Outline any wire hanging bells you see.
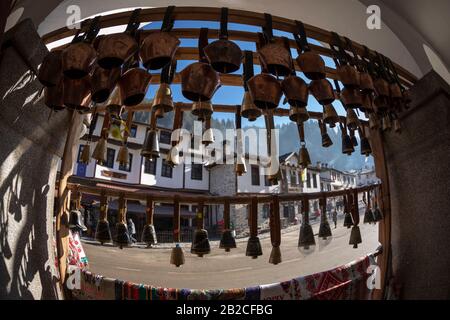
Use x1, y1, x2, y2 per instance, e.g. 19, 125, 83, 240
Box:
38, 49, 63, 87
294, 21, 326, 80
219, 200, 237, 252
95, 191, 112, 245
170, 197, 185, 267
96, 9, 141, 69
142, 196, 157, 247
298, 198, 316, 254
114, 194, 131, 249
349, 190, 362, 249
319, 120, 333, 148
152, 59, 177, 115
181, 28, 221, 102
241, 51, 262, 121
62, 17, 100, 79
191, 202, 211, 257
246, 197, 263, 259
269, 195, 282, 265
91, 66, 121, 103
204, 7, 242, 74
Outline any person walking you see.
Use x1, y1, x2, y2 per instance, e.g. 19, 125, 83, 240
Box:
332, 210, 338, 229
127, 218, 137, 243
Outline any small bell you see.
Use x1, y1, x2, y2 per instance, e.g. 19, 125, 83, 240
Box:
92, 137, 107, 165
141, 224, 157, 247
241, 91, 262, 122
322, 133, 333, 148
360, 136, 372, 156
323, 104, 339, 128
318, 214, 332, 240
170, 244, 185, 267
69, 210, 87, 232
373, 206, 383, 222
191, 101, 213, 122
202, 128, 215, 146
343, 212, 354, 228
350, 130, 359, 147
299, 145, 312, 168
246, 237, 263, 259
141, 130, 160, 159
152, 83, 174, 114
166, 146, 180, 168
116, 144, 129, 167
191, 229, 211, 257
235, 155, 247, 176
346, 108, 360, 131
219, 229, 237, 252
363, 207, 376, 224
342, 133, 355, 156
349, 225, 362, 249
289, 106, 310, 124
114, 222, 131, 249
298, 223, 316, 252
95, 220, 112, 245
80, 144, 91, 165
269, 246, 282, 265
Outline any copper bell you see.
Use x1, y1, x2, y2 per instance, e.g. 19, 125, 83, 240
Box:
202, 128, 215, 146
79, 144, 91, 164
141, 224, 157, 246
349, 226, 362, 249
241, 91, 262, 122
341, 88, 362, 109
323, 104, 339, 128
63, 76, 92, 112
38, 50, 63, 87
258, 39, 293, 77
119, 68, 152, 106
269, 246, 282, 265
92, 137, 107, 165
309, 79, 335, 105
360, 72, 375, 94
297, 51, 326, 80
346, 108, 360, 131
62, 42, 97, 79
116, 144, 129, 167
289, 106, 309, 124
170, 244, 185, 267
337, 64, 361, 89
299, 145, 312, 168
247, 73, 282, 110
97, 33, 138, 69
140, 32, 180, 70
154, 106, 165, 119
166, 146, 180, 168
141, 130, 160, 159
44, 78, 65, 111
282, 75, 309, 108
191, 100, 214, 121
246, 237, 263, 259
91, 66, 121, 103
219, 229, 236, 252
181, 62, 221, 102
191, 229, 211, 257
152, 83, 174, 114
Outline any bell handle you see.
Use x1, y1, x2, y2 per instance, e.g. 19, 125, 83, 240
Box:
270, 195, 281, 247
330, 32, 349, 66
125, 8, 142, 35
198, 28, 209, 63
294, 20, 310, 53
161, 6, 176, 32
219, 7, 229, 40
256, 32, 270, 73
83, 16, 101, 44
262, 13, 274, 43
243, 51, 254, 91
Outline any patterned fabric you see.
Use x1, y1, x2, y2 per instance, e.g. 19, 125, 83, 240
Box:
67, 230, 88, 269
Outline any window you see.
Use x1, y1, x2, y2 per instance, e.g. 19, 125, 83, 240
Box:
77, 145, 85, 163
264, 175, 271, 187
306, 173, 311, 188
160, 130, 172, 145
105, 148, 115, 168
251, 165, 260, 186
129, 125, 137, 138
313, 174, 318, 188
119, 154, 132, 172
161, 159, 173, 178
144, 157, 157, 175
191, 163, 203, 180
290, 171, 297, 185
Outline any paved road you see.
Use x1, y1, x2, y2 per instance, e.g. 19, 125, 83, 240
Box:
83, 220, 379, 290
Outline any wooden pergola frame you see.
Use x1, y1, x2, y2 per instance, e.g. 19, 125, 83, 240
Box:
47, 6, 404, 300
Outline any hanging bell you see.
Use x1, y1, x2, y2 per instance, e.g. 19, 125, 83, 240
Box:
91, 66, 121, 103
360, 72, 375, 94
349, 226, 362, 249
116, 144, 129, 167
363, 207, 375, 224
170, 244, 185, 267
297, 51, 326, 80
322, 133, 333, 148
341, 87, 362, 109
180, 62, 221, 102
360, 136, 372, 156
323, 104, 339, 128
258, 40, 293, 77
152, 83, 174, 114
309, 79, 335, 105
298, 223, 316, 251
202, 128, 215, 146
299, 145, 312, 168
342, 132, 354, 155
289, 106, 309, 124
220, 229, 237, 252
247, 73, 283, 110
361, 93, 374, 113
95, 220, 112, 245
281, 75, 309, 108
191, 229, 211, 257
269, 246, 282, 265
191, 101, 214, 121
267, 170, 282, 186
373, 206, 383, 222
38, 50, 63, 87
246, 237, 263, 259
241, 91, 262, 122
166, 146, 180, 168
235, 155, 247, 176
63, 76, 92, 112
318, 214, 332, 240
141, 130, 160, 159
92, 137, 107, 165
337, 65, 361, 89
119, 68, 152, 106
350, 130, 359, 147
346, 108, 360, 131
80, 144, 91, 165
140, 31, 180, 70
114, 222, 131, 249
62, 42, 97, 79
141, 224, 157, 247
69, 210, 87, 232
343, 211, 354, 228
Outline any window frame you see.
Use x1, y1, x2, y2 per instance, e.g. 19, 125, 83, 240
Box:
251, 165, 260, 186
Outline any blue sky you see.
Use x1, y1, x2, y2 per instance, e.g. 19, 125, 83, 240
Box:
142, 20, 361, 128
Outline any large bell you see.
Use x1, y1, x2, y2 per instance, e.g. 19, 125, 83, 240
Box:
152, 83, 174, 114
258, 41, 293, 77
241, 91, 262, 122
219, 229, 237, 252
289, 106, 309, 124
170, 244, 185, 267
346, 108, 360, 131
119, 68, 152, 106
92, 137, 107, 165
180, 62, 221, 102
96, 33, 138, 69
63, 76, 92, 112
91, 66, 121, 103
323, 104, 339, 128
247, 73, 283, 110
141, 224, 157, 247
246, 236, 263, 259
297, 51, 326, 80
191, 101, 214, 121
204, 35, 243, 74
298, 223, 316, 251
343, 211, 354, 228
299, 145, 312, 168
116, 144, 129, 167
360, 136, 372, 156
80, 144, 91, 165
342, 132, 355, 155
191, 229, 211, 257
361, 93, 374, 113
349, 226, 362, 249
202, 128, 215, 146
281, 75, 309, 108
114, 222, 131, 249
309, 79, 335, 105
141, 130, 160, 159
166, 146, 180, 168
337, 65, 361, 89
95, 220, 112, 245
269, 246, 282, 265
360, 72, 375, 94
140, 32, 180, 70
62, 42, 97, 79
